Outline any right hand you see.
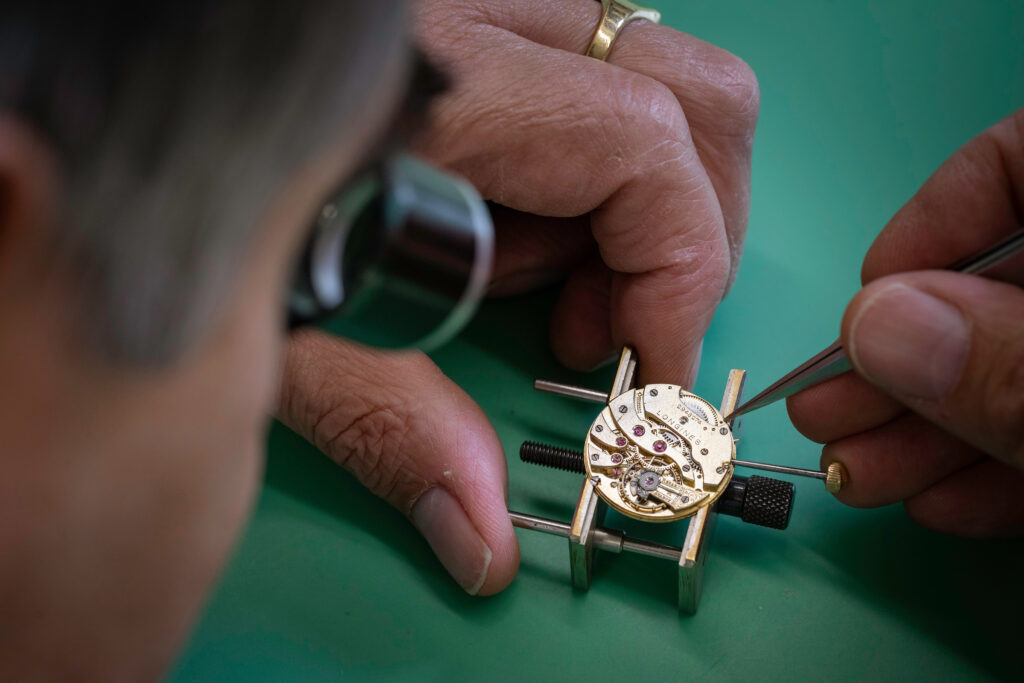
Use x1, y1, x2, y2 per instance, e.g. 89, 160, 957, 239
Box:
787, 108, 1024, 537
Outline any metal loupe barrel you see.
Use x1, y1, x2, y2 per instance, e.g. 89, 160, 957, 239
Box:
290, 155, 493, 351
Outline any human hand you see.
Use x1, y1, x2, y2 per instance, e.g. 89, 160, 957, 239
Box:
278, 0, 760, 595
414, 0, 759, 385
787, 108, 1024, 536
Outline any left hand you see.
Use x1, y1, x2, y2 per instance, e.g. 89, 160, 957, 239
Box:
278, 0, 760, 595
413, 0, 760, 384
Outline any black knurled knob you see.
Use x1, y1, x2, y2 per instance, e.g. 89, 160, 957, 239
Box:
740, 475, 795, 530
519, 441, 585, 474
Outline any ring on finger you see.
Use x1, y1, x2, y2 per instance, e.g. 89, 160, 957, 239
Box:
586, 0, 661, 62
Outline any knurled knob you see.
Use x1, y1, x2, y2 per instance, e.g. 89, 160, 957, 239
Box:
740, 475, 795, 530
825, 461, 846, 494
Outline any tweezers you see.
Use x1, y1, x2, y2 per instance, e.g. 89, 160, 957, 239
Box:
726, 227, 1024, 420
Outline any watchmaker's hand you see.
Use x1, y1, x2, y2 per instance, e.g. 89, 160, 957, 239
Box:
414, 0, 759, 386
277, 0, 761, 596
277, 330, 519, 596
787, 108, 1024, 536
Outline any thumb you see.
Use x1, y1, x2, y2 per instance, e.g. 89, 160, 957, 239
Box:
276, 329, 519, 595
842, 270, 1024, 468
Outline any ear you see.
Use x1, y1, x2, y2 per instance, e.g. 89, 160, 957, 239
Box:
0, 115, 61, 282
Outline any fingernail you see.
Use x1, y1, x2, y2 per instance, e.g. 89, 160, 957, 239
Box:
848, 283, 970, 399
411, 487, 492, 595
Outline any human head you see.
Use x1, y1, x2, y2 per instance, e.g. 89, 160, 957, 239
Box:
0, 0, 413, 676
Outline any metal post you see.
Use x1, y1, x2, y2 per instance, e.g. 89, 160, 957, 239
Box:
567, 346, 636, 590
678, 368, 746, 614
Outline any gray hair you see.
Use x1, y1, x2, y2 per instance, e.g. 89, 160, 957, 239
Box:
0, 1, 408, 363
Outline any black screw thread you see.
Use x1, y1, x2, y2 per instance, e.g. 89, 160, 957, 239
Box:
519, 441, 585, 474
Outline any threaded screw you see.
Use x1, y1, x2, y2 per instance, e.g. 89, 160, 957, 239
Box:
519, 441, 585, 474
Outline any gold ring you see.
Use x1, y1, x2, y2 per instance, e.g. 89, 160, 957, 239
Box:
586, 0, 661, 62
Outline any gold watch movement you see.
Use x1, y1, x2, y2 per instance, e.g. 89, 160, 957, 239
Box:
584, 384, 735, 522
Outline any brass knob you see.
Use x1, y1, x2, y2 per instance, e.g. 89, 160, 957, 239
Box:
825, 461, 847, 494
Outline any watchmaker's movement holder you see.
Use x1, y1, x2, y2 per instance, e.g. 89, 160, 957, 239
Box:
510, 346, 843, 614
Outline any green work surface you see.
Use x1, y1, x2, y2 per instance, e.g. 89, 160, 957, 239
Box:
173, 2, 1024, 680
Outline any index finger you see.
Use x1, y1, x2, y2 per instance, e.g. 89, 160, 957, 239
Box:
862, 107, 1024, 284
788, 109, 1024, 449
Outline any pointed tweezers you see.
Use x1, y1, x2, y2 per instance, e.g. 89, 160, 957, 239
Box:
726, 228, 1024, 420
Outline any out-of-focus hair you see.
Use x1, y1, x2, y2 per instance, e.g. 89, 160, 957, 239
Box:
0, 1, 408, 363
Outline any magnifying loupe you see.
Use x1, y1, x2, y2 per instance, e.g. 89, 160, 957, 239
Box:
289, 155, 493, 351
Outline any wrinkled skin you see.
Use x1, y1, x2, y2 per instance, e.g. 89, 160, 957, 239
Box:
787, 108, 1024, 537
277, 0, 760, 595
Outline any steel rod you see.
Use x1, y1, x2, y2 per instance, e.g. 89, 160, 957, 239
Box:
619, 536, 684, 561
732, 459, 827, 480
510, 511, 682, 562
533, 380, 608, 404
509, 511, 571, 537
